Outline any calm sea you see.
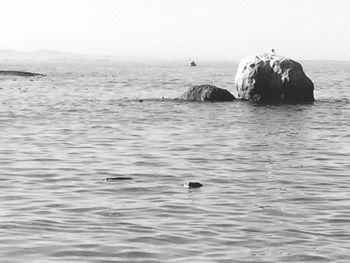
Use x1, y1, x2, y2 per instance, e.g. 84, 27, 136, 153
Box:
0, 60, 349, 263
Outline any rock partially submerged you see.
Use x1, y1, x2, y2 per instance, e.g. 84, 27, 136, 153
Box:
234, 53, 314, 103
184, 182, 203, 188
181, 85, 235, 102
0, 71, 45, 77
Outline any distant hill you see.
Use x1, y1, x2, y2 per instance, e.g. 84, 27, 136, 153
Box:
0, 49, 188, 62
0, 49, 112, 61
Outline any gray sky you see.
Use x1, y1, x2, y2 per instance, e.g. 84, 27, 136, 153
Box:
1, 0, 349, 60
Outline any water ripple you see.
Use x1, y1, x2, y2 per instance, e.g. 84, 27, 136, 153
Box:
0, 61, 349, 262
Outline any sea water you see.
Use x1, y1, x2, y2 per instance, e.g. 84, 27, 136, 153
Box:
0, 60, 349, 262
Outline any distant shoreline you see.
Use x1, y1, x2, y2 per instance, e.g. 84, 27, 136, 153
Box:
0, 70, 45, 77
1, 49, 350, 63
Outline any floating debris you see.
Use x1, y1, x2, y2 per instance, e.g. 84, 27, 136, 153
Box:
105, 177, 133, 181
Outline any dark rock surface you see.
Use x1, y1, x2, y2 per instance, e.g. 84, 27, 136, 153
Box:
0, 71, 45, 77
184, 182, 203, 188
180, 85, 235, 102
188, 182, 203, 188
234, 53, 314, 103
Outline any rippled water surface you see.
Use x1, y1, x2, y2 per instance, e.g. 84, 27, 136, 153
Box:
0, 60, 349, 262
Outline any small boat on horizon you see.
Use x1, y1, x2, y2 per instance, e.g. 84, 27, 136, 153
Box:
190, 61, 197, 67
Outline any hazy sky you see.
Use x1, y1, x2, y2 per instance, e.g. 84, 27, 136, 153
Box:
1, 0, 349, 60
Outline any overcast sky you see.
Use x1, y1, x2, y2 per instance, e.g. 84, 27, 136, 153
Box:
0, 0, 349, 60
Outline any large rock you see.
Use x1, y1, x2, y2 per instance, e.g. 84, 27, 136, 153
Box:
234, 53, 314, 103
181, 85, 235, 102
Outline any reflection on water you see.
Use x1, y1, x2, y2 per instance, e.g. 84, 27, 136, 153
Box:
0, 61, 349, 262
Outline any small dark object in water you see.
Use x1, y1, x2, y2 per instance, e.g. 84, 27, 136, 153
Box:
105, 177, 133, 181
139, 99, 143, 102
190, 61, 196, 67
184, 182, 203, 188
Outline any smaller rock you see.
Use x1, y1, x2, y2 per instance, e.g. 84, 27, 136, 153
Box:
184, 182, 203, 188
181, 85, 235, 102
